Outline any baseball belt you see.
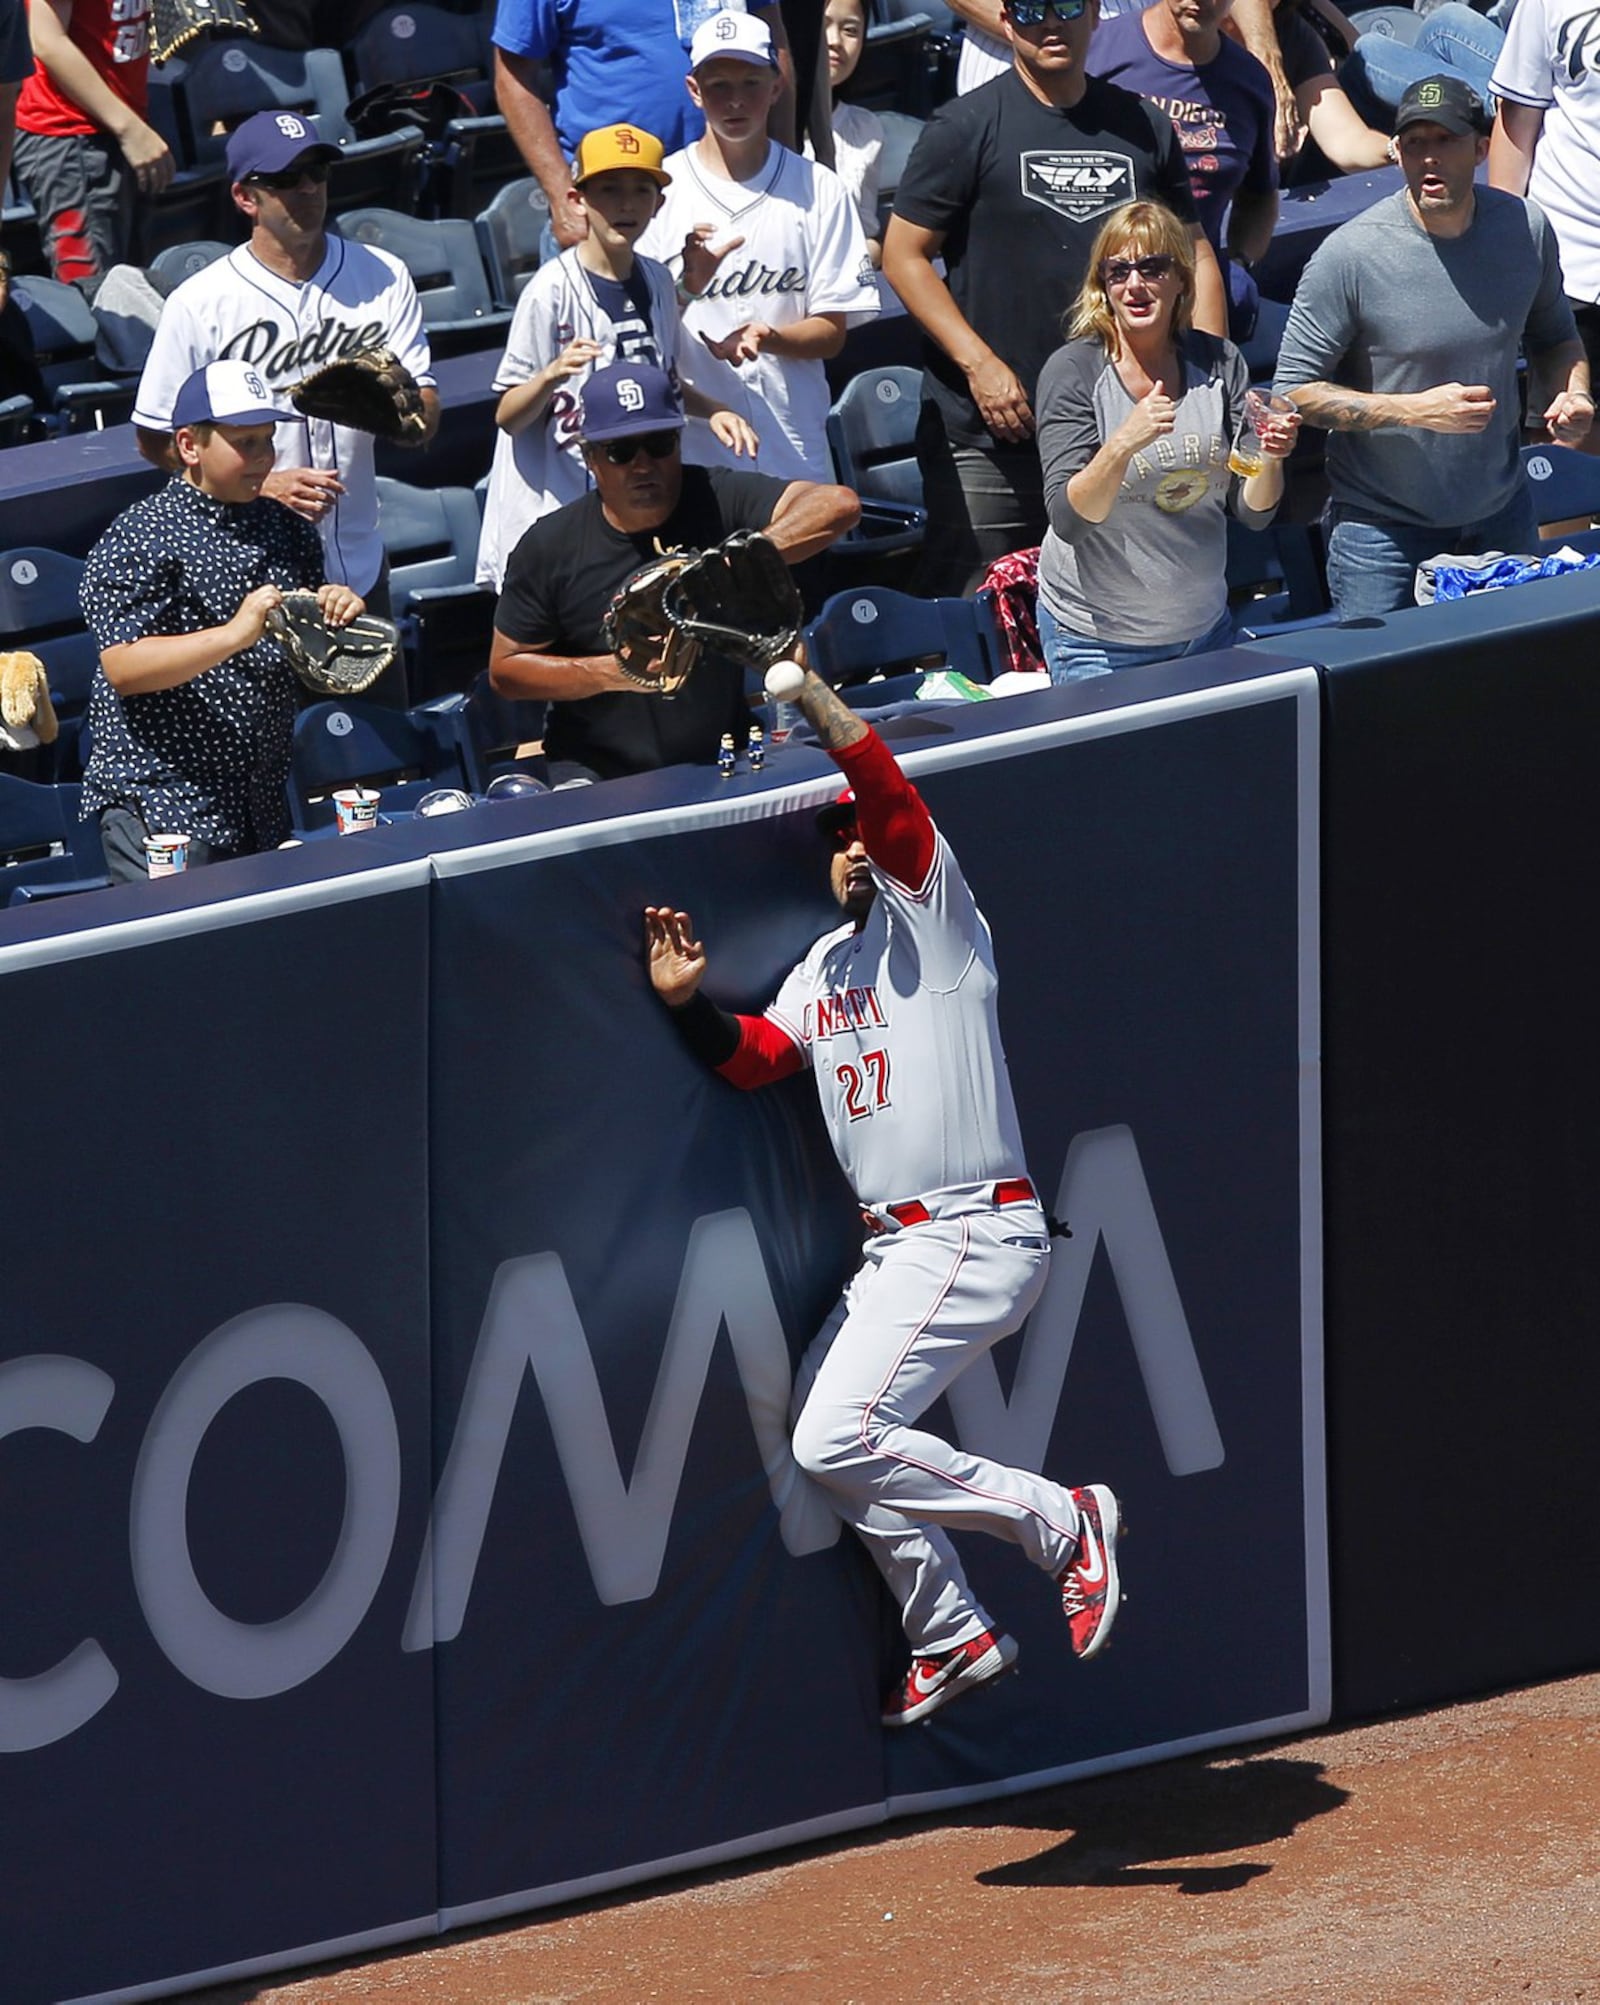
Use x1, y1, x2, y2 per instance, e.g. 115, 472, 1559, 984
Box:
861, 1177, 1040, 1236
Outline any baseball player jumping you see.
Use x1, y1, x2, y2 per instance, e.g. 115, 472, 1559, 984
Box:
645, 668, 1121, 1727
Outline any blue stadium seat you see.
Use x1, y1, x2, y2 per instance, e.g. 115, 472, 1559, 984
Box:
804, 585, 1003, 688
0, 775, 110, 904
474, 177, 548, 310
347, 5, 521, 217
337, 208, 511, 357
10, 277, 136, 432
0, 546, 99, 780
827, 365, 923, 512
1520, 443, 1600, 532
287, 696, 471, 831
422, 670, 547, 794
176, 43, 424, 221
376, 476, 498, 699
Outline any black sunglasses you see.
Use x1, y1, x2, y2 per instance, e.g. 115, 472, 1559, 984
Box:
1100, 253, 1176, 287
590, 429, 680, 465
247, 163, 331, 191
1005, 0, 1089, 25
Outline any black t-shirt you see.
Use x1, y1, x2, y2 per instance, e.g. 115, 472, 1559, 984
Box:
495, 463, 790, 780
892, 70, 1198, 446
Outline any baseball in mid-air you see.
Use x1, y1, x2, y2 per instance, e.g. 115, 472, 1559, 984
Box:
764, 659, 806, 702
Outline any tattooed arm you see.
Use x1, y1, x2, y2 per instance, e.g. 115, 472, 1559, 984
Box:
1286, 380, 1499, 434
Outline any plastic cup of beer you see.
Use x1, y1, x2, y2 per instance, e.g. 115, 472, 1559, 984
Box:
144, 831, 189, 877
332, 786, 380, 834
1228, 413, 1267, 479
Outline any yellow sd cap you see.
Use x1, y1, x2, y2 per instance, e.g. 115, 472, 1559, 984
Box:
572, 124, 672, 188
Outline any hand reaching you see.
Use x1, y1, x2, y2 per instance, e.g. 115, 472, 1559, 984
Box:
644, 906, 708, 1008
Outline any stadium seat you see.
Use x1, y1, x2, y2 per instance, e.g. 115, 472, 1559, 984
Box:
336, 208, 511, 357
872, 108, 926, 226
0, 391, 34, 447
474, 177, 548, 310
11, 276, 137, 431
0, 545, 99, 778
849, 11, 935, 115
347, 4, 520, 217
141, 65, 233, 253
0, 774, 110, 903
147, 239, 233, 290
826, 365, 923, 511
1521, 443, 1600, 533
430, 669, 547, 793
286, 696, 471, 831
376, 476, 498, 700
176, 43, 424, 221
804, 585, 1003, 688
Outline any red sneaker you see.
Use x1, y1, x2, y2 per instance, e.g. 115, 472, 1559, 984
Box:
1059, 1484, 1122, 1660
881, 1628, 1019, 1728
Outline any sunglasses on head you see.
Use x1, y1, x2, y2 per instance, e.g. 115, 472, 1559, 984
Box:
1005, 0, 1090, 26
1101, 253, 1176, 287
247, 163, 331, 190
591, 429, 680, 465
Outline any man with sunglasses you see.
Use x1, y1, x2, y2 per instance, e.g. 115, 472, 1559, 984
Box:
884, 0, 1225, 596
132, 110, 439, 678
490, 360, 857, 784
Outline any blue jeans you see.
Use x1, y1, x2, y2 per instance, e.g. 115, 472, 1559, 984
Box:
1038, 596, 1237, 683
1324, 486, 1542, 619
1344, 4, 1504, 116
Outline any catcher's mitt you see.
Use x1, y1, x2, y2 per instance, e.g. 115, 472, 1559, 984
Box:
0, 650, 58, 750
289, 347, 429, 443
150, 0, 258, 64
603, 549, 700, 697
661, 530, 803, 672
265, 592, 400, 698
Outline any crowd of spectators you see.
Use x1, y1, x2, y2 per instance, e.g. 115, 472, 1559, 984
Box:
1, 0, 1596, 883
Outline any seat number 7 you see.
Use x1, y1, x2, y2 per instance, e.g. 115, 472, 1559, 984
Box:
837, 1048, 890, 1121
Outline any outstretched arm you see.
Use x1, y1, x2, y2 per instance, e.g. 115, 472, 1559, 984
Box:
791, 666, 936, 888
644, 906, 803, 1087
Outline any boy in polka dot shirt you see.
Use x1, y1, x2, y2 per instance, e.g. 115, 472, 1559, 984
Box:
80, 359, 364, 881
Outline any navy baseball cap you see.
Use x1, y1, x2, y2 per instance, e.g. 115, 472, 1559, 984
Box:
578, 362, 685, 443
227, 109, 340, 184
1394, 74, 1491, 138
171, 359, 295, 428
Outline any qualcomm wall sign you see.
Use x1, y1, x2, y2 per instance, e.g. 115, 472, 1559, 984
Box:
1, 1126, 1222, 1756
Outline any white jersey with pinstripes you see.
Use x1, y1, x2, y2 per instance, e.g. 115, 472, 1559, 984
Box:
132, 236, 435, 597
638, 140, 879, 481
765, 826, 1030, 1210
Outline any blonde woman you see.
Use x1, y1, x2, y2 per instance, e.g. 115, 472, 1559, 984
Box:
1035, 200, 1298, 681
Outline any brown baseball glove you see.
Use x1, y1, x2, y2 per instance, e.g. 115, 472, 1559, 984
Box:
265, 592, 401, 698
0, 650, 58, 750
602, 548, 701, 697
289, 347, 429, 443
150, 0, 258, 64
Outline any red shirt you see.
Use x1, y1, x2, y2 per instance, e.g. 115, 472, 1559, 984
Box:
17, 0, 151, 139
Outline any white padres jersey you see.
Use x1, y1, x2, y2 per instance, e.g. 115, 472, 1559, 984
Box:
133, 236, 435, 596
765, 829, 1028, 1209
477, 249, 684, 589
1491, 0, 1600, 300
638, 142, 879, 482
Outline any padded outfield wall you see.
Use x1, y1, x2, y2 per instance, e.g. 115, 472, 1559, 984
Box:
0, 664, 1326, 2003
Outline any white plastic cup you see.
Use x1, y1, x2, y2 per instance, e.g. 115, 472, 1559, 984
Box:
332, 786, 380, 834
144, 832, 189, 877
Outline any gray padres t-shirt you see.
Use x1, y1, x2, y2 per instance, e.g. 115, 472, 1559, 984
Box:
1036, 328, 1272, 647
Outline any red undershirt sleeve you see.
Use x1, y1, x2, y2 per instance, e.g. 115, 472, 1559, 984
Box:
833, 728, 937, 890
715, 1012, 807, 1090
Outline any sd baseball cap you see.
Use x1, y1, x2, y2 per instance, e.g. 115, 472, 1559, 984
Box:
689, 9, 778, 70
579, 362, 685, 442
1394, 74, 1492, 138
226, 109, 340, 184
573, 123, 672, 188
171, 360, 296, 429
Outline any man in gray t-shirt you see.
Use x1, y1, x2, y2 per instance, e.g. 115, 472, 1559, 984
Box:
1273, 73, 1591, 620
